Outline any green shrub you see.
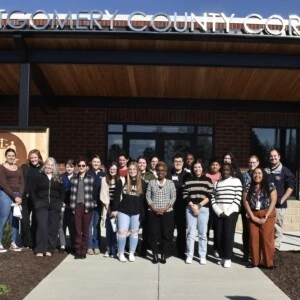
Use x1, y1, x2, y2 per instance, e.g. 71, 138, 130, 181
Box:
3, 222, 11, 247
0, 284, 9, 296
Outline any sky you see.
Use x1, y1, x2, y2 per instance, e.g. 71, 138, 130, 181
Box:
1, 0, 300, 18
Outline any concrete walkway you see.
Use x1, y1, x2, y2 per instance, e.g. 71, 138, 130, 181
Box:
25, 232, 299, 300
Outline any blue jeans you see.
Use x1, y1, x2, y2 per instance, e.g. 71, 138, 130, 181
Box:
186, 206, 209, 259
105, 214, 117, 253
0, 190, 20, 244
88, 206, 101, 249
117, 212, 140, 254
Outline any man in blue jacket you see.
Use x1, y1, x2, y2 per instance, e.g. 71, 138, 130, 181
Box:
265, 149, 295, 250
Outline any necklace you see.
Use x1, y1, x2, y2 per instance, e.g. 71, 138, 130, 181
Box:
157, 178, 166, 188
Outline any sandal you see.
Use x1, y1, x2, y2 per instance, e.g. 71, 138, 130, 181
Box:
36, 253, 43, 257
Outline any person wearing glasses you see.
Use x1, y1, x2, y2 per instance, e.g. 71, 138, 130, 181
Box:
70, 158, 96, 259
30, 157, 65, 257
146, 161, 176, 264
242, 155, 260, 261
167, 154, 189, 259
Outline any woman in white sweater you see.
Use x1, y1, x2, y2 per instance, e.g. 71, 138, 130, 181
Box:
211, 163, 242, 268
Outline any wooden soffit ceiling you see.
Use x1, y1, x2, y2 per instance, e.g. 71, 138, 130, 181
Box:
1, 33, 300, 101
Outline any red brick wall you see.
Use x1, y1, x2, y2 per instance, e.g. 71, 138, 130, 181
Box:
1, 105, 299, 168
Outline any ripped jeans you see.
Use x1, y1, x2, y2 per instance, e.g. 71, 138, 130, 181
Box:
117, 212, 140, 254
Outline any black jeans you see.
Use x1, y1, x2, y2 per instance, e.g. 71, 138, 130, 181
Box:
148, 210, 174, 255
215, 212, 239, 260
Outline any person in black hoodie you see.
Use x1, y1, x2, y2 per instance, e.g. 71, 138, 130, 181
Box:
21, 149, 44, 249
167, 154, 190, 259
30, 157, 65, 257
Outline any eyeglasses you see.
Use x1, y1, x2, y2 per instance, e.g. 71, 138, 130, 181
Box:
78, 164, 86, 167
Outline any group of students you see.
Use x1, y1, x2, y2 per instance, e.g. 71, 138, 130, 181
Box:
0, 148, 295, 269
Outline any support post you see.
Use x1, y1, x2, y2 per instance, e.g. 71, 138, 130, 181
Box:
18, 63, 31, 127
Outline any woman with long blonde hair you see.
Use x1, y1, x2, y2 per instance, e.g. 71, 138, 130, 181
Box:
111, 161, 146, 262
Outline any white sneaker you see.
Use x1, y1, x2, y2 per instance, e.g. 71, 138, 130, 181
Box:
10, 243, 21, 252
103, 251, 110, 258
218, 259, 225, 266
200, 258, 207, 265
118, 253, 127, 262
223, 259, 231, 268
186, 256, 193, 264
213, 250, 219, 258
0, 244, 7, 253
129, 252, 135, 262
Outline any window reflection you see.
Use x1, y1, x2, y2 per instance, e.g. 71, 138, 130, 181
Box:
129, 139, 156, 161
107, 134, 123, 163
127, 125, 194, 133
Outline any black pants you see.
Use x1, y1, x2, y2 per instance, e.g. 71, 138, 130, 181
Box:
173, 204, 186, 257
215, 212, 239, 260
207, 207, 218, 251
148, 210, 174, 255
241, 206, 249, 255
63, 206, 75, 249
35, 207, 61, 254
21, 197, 37, 248
141, 215, 149, 254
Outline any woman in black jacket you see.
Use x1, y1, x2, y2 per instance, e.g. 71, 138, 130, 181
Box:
30, 157, 65, 257
21, 149, 44, 249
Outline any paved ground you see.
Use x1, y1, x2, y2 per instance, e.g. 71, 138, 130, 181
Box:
25, 231, 299, 300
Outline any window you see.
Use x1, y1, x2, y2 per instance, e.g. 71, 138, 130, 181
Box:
107, 124, 214, 166
251, 127, 299, 198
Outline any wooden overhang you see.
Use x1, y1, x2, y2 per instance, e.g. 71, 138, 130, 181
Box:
1, 29, 300, 102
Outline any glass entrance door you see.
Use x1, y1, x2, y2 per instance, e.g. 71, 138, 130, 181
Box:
107, 123, 213, 166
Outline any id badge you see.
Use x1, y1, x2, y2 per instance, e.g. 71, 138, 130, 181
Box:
172, 175, 178, 181
255, 201, 261, 210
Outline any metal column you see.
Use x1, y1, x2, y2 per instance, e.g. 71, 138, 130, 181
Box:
18, 63, 31, 127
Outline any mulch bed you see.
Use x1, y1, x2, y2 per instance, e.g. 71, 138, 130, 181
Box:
261, 250, 300, 300
0, 248, 67, 300
0, 248, 299, 299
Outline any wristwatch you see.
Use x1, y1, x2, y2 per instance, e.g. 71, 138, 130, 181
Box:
197, 203, 202, 209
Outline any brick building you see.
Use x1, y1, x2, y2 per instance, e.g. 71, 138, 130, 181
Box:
0, 12, 299, 201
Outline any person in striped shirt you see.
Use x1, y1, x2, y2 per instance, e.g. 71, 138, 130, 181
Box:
211, 163, 242, 268
183, 159, 213, 265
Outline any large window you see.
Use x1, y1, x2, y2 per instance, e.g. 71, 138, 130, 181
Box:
251, 127, 299, 198
107, 124, 214, 166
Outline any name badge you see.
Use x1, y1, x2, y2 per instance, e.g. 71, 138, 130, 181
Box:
172, 175, 178, 181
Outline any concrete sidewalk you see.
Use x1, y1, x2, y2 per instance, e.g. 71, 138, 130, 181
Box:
25, 232, 299, 300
